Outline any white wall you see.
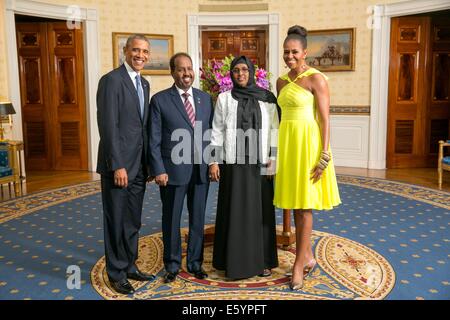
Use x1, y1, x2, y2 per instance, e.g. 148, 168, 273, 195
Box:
331, 115, 370, 168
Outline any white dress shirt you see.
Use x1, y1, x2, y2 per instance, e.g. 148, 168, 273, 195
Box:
124, 61, 140, 89
175, 85, 196, 113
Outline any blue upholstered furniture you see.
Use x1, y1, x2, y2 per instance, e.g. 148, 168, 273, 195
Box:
438, 140, 450, 189
0, 141, 21, 197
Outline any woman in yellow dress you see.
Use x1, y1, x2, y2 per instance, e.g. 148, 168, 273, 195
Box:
274, 25, 341, 290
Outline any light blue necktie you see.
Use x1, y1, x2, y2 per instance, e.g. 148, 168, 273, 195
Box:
135, 75, 144, 118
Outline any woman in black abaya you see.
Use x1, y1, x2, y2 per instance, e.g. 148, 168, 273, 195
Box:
209, 56, 279, 279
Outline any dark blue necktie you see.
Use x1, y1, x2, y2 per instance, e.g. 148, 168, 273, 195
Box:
135, 75, 144, 118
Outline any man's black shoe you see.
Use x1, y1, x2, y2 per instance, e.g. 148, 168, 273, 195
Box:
127, 269, 156, 282
189, 268, 208, 280
163, 271, 178, 283
109, 279, 135, 295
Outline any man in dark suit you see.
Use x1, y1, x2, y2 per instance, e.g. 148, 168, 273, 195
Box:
149, 52, 213, 283
97, 34, 155, 295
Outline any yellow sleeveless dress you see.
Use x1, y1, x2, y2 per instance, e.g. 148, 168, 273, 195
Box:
273, 68, 341, 210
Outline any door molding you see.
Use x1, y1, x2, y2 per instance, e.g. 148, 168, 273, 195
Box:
4, 0, 100, 172
369, 0, 450, 169
187, 13, 280, 90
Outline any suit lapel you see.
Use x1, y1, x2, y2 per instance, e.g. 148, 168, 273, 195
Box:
119, 64, 143, 123
170, 85, 194, 129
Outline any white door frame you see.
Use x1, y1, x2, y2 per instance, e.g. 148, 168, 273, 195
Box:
368, 0, 450, 169
4, 0, 100, 172
187, 13, 280, 90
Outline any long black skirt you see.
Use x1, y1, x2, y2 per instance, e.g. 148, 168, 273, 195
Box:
212, 163, 278, 279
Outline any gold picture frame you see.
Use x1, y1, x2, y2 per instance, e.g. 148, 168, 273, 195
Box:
305, 28, 355, 72
0, 116, 10, 124
112, 32, 174, 75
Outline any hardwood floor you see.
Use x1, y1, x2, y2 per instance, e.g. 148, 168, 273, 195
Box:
335, 167, 450, 192
0, 167, 448, 202
0, 170, 100, 201
22, 170, 100, 193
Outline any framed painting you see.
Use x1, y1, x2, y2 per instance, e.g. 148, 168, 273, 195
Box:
241, 38, 258, 51
112, 32, 174, 75
208, 38, 226, 52
305, 28, 355, 71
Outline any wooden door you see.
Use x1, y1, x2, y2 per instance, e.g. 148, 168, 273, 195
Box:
16, 22, 88, 171
202, 30, 266, 69
387, 15, 450, 168
387, 17, 431, 168
47, 22, 88, 170
426, 16, 450, 164
16, 23, 52, 170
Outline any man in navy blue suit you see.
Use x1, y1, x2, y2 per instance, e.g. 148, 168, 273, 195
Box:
97, 34, 155, 294
149, 52, 213, 283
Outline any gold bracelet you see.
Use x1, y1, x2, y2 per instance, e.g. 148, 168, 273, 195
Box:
319, 159, 328, 169
321, 150, 331, 162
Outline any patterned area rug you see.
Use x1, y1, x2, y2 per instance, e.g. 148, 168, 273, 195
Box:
0, 175, 449, 300
90, 228, 395, 300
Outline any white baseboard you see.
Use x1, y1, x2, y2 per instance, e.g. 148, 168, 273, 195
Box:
334, 159, 369, 168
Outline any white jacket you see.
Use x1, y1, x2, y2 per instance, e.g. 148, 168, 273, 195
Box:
210, 90, 279, 164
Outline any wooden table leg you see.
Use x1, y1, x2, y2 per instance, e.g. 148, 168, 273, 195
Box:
187, 211, 296, 250
277, 209, 296, 249
283, 209, 291, 235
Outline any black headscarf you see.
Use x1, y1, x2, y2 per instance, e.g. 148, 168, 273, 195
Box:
230, 56, 277, 164
230, 55, 277, 106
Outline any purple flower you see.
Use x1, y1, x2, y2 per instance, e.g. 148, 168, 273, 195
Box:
256, 78, 269, 90
255, 68, 267, 79
214, 72, 223, 81
212, 60, 224, 72
219, 73, 233, 92
200, 56, 271, 101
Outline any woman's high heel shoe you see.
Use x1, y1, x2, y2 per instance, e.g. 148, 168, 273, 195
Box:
289, 272, 304, 291
285, 258, 317, 278
303, 258, 317, 279
289, 279, 303, 290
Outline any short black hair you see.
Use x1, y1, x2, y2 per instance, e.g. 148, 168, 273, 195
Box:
170, 52, 193, 73
125, 34, 150, 49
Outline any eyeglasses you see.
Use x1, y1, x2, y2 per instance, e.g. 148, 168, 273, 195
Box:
231, 68, 249, 75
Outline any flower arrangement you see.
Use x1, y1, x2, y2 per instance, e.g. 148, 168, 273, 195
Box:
200, 55, 272, 102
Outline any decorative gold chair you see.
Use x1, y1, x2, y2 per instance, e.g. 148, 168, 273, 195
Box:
438, 140, 450, 189
0, 141, 21, 197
